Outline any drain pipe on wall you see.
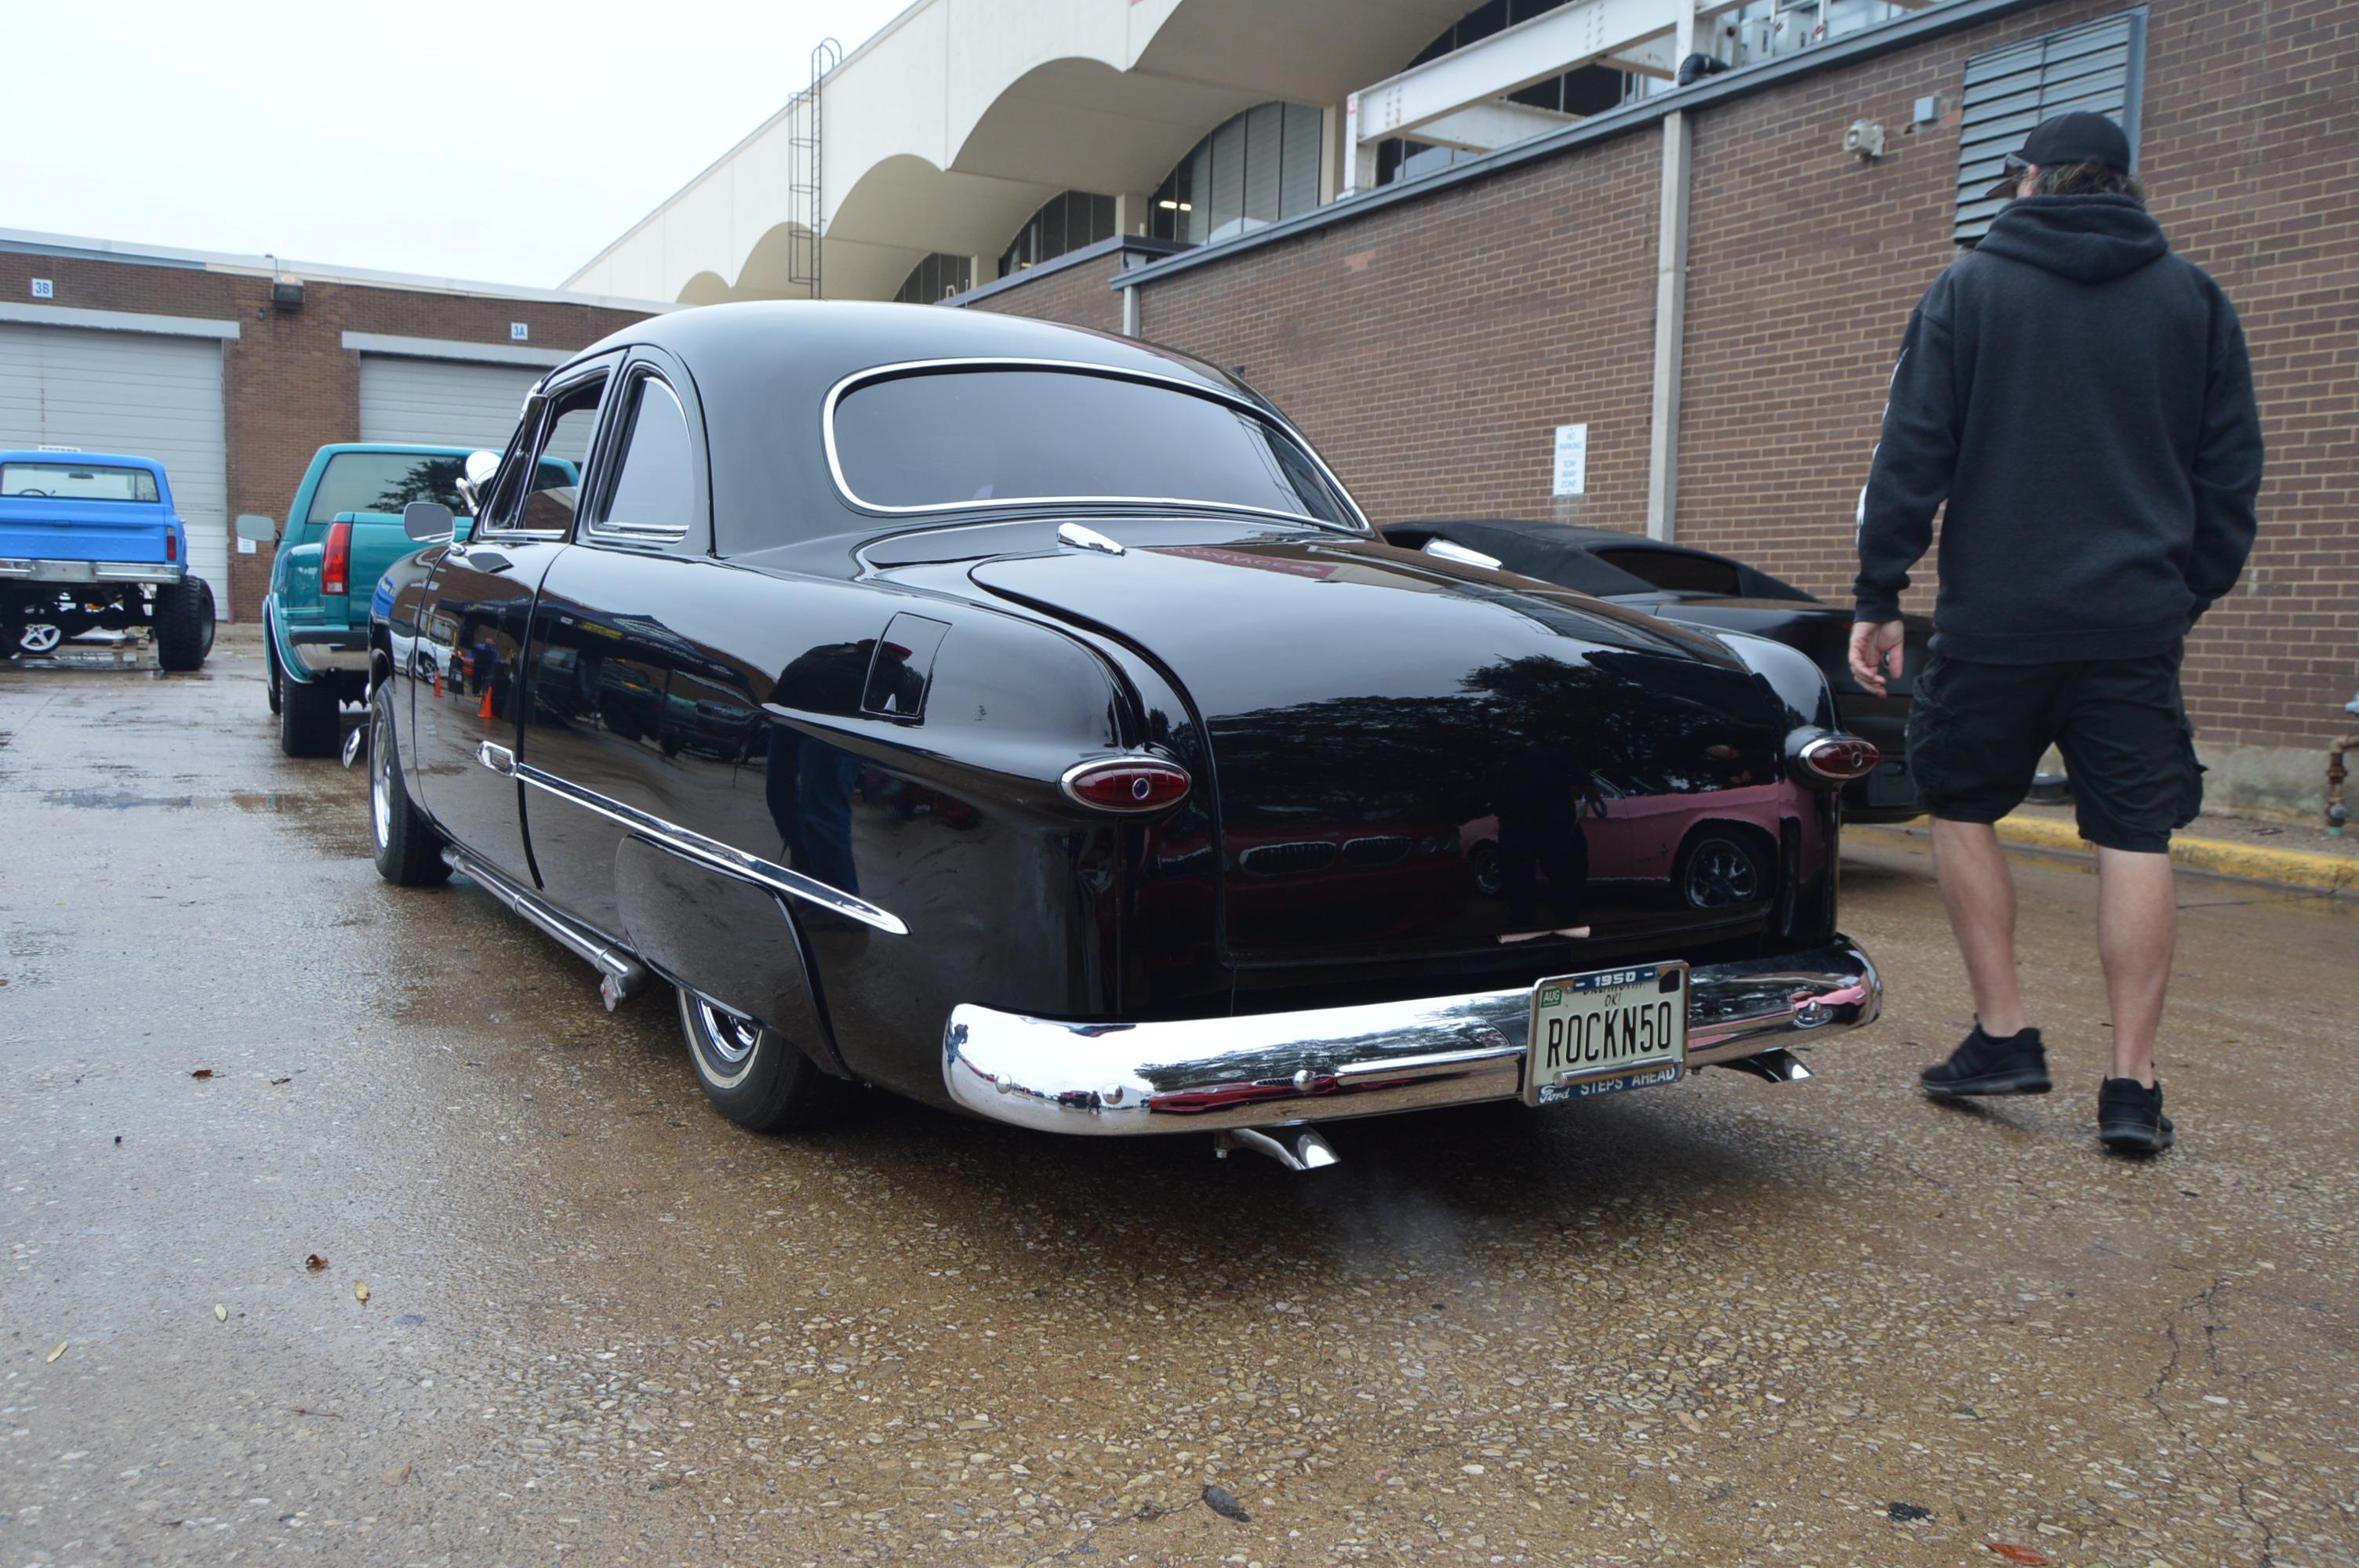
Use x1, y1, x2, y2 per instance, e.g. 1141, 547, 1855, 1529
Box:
1121, 282, 1141, 338
2330, 694, 2359, 835
1645, 0, 1699, 542
2330, 737, 2353, 835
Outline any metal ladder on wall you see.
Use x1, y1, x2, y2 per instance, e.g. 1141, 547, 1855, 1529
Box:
787, 38, 844, 299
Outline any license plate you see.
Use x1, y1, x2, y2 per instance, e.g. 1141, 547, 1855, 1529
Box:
1524, 962, 1688, 1105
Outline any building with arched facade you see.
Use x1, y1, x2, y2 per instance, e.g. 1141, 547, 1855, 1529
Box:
565, 0, 1856, 307
561, 0, 2359, 818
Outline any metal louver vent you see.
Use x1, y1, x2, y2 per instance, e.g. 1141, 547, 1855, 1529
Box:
1953, 9, 2147, 245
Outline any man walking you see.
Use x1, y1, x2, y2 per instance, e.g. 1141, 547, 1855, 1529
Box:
1848, 111, 2264, 1154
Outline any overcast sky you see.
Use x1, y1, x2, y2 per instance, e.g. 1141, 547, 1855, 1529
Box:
2, 0, 911, 295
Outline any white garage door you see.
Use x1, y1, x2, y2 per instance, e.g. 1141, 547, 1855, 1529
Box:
358, 356, 543, 452
0, 321, 230, 612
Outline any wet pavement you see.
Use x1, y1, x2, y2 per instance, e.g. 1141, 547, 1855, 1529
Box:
4, 630, 2354, 1568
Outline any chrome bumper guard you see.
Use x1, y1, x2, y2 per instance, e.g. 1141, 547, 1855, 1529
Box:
0, 559, 180, 585
943, 937, 1879, 1135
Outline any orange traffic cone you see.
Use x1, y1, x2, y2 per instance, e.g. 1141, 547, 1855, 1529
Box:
479, 687, 496, 721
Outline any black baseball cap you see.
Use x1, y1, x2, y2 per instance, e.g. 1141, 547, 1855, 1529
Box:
1986, 110, 2134, 198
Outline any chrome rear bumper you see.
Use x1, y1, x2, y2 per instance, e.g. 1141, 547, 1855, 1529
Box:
0, 559, 179, 586
284, 626, 369, 675
943, 937, 1880, 1135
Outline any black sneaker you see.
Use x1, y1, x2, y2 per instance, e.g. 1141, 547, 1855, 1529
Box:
2098, 1077, 2175, 1154
1919, 1025, 2052, 1098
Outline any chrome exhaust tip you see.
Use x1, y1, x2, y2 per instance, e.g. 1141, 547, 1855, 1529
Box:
1717, 1047, 1814, 1084
1214, 1125, 1340, 1171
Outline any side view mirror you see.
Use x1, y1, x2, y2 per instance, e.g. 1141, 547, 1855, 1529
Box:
403, 501, 456, 541
454, 449, 500, 517
234, 514, 278, 543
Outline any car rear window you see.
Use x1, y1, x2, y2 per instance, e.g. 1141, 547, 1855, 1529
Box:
829, 368, 1356, 527
1, 463, 159, 502
307, 452, 466, 524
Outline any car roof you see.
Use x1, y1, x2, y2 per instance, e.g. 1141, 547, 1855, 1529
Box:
1412, 517, 1708, 550
571, 300, 1252, 402
1394, 517, 1820, 604
314, 443, 477, 457
0, 451, 168, 476
547, 302, 1286, 558
1388, 518, 1661, 595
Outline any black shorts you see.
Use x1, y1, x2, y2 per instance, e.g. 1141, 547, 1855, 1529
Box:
1906, 648, 2203, 853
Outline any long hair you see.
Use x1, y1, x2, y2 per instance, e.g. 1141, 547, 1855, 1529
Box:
2026, 158, 2150, 202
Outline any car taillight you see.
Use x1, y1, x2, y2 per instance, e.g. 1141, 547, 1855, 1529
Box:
1061, 757, 1191, 815
1791, 733, 1881, 786
322, 521, 352, 597
165, 533, 176, 562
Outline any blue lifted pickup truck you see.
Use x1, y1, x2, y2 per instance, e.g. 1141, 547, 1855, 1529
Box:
0, 452, 216, 668
247, 444, 475, 755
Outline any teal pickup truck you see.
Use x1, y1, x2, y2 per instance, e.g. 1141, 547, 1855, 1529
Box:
245, 445, 474, 756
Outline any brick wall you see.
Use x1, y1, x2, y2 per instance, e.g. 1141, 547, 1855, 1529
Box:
1678, 0, 2359, 750
1023, 0, 2357, 753
960, 252, 1128, 336
1132, 130, 1663, 533
0, 250, 648, 618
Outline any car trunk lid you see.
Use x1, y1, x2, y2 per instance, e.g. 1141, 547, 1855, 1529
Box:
969, 533, 1797, 967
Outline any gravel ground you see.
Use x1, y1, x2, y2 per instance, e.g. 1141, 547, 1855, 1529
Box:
4, 632, 2354, 1566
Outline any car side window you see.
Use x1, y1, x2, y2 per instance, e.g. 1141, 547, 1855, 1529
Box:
501, 374, 608, 536
587, 375, 696, 543
1593, 546, 1743, 597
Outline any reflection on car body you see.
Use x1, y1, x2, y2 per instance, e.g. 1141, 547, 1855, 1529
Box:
1383, 519, 1936, 823
362, 303, 1883, 1160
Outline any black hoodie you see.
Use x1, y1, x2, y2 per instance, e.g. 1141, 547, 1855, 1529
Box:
1853, 194, 2263, 662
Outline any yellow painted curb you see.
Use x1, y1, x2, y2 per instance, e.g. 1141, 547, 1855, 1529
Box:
1856, 815, 2359, 895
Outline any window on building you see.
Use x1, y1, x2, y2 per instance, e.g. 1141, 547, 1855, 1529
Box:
1149, 103, 1325, 247
997, 191, 1116, 278
1954, 11, 2146, 245
893, 253, 974, 304
1375, 0, 1640, 188
1704, 1, 1934, 71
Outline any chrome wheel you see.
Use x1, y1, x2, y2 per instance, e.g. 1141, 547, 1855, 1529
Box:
370, 718, 394, 850
1683, 838, 1761, 908
689, 998, 762, 1090
16, 622, 63, 655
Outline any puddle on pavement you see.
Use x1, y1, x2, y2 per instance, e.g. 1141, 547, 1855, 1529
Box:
38, 786, 340, 815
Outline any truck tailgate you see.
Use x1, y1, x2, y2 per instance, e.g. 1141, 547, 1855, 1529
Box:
343, 512, 427, 604
0, 499, 177, 564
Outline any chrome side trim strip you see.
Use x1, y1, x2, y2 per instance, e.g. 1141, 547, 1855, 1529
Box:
943, 937, 1880, 1136
474, 746, 908, 936
440, 846, 652, 999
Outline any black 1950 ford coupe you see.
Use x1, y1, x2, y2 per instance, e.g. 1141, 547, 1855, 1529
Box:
366, 303, 1881, 1168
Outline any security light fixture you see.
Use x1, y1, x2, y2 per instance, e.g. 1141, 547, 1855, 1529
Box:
1844, 119, 1887, 160
263, 252, 303, 310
